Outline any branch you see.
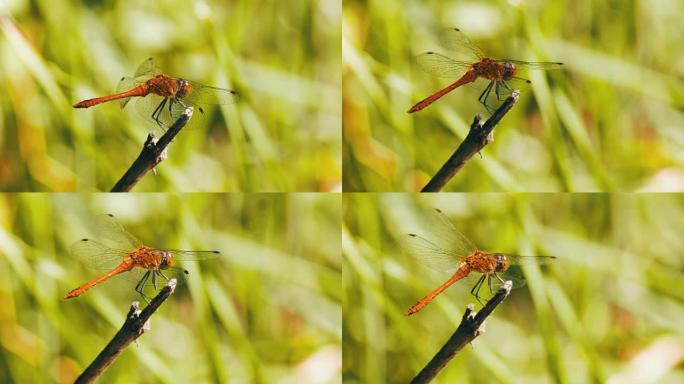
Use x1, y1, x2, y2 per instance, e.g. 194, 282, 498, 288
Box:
421, 91, 519, 192
74, 279, 178, 384
110, 107, 193, 192
410, 280, 513, 384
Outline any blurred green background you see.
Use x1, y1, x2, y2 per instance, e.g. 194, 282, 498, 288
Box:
343, 193, 684, 383
343, 0, 684, 191
0, 193, 341, 383
0, 0, 341, 191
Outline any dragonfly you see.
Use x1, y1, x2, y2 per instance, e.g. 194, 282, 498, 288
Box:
64, 214, 219, 299
73, 58, 239, 128
405, 209, 556, 315
408, 28, 563, 114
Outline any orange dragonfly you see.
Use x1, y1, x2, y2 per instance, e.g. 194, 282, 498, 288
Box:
405, 209, 556, 315
64, 214, 219, 299
408, 28, 563, 114
73, 58, 239, 128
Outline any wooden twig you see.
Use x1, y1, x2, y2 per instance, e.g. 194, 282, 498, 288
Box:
74, 279, 178, 384
111, 107, 193, 192
410, 280, 513, 384
421, 91, 519, 192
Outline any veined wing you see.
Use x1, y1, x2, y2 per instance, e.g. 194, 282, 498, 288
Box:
499, 60, 564, 70
415, 52, 473, 78
91, 214, 142, 250
438, 27, 485, 61
158, 249, 221, 261
183, 82, 240, 105
133, 57, 161, 79
404, 208, 478, 272
506, 254, 557, 265
70, 238, 130, 270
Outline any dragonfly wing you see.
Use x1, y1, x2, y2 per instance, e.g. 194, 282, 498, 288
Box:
500, 269, 527, 289
92, 214, 142, 250
160, 249, 220, 261
426, 208, 479, 256
130, 94, 175, 127
71, 238, 128, 270
439, 28, 485, 61
500, 60, 564, 70
506, 255, 557, 265
184, 82, 240, 105
95, 266, 188, 298
115, 77, 140, 108
404, 208, 478, 272
415, 52, 473, 78
133, 57, 161, 78
404, 233, 462, 272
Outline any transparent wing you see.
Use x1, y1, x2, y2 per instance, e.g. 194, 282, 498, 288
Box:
113, 58, 160, 109
404, 233, 463, 272
129, 82, 238, 129
506, 255, 557, 266
70, 238, 128, 271
159, 249, 221, 261
438, 27, 485, 61
91, 214, 142, 250
415, 52, 473, 78
128, 94, 171, 127
115, 76, 142, 108
183, 82, 240, 105
89, 266, 189, 299
499, 60, 564, 70
133, 57, 160, 79
404, 208, 478, 272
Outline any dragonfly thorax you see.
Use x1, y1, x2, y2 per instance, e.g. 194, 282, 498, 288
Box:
129, 247, 175, 270
472, 59, 518, 81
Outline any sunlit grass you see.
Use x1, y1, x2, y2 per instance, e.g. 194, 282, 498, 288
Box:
0, 193, 341, 383
342, 1, 684, 191
0, 1, 341, 191
343, 193, 684, 383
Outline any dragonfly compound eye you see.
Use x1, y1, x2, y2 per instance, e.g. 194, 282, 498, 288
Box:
160, 251, 175, 268
494, 253, 509, 272
502, 62, 516, 79
176, 79, 192, 98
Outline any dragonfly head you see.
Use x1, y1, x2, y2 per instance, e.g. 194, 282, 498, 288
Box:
175, 79, 192, 98
493, 253, 510, 272
502, 62, 517, 80
160, 250, 175, 269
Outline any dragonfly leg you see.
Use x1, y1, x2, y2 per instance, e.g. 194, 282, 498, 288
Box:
158, 270, 171, 282
478, 81, 494, 104
470, 274, 487, 305
136, 271, 151, 296
494, 273, 506, 284
478, 81, 496, 114
152, 270, 158, 291
167, 97, 182, 120
174, 97, 200, 116
151, 98, 168, 129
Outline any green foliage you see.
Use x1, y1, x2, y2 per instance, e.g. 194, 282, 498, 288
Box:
0, 194, 341, 383
343, 193, 684, 383
0, 0, 341, 191
343, 0, 684, 191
